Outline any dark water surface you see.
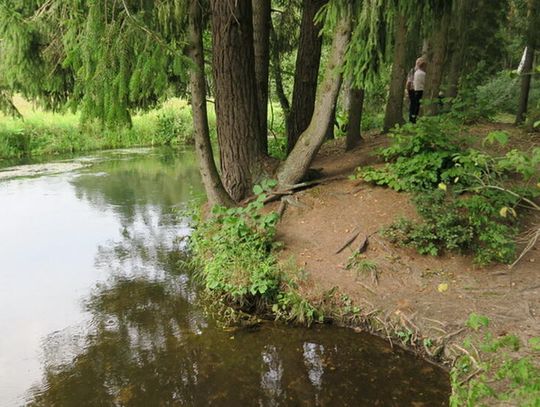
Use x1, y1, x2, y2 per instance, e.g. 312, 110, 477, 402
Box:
0, 148, 449, 406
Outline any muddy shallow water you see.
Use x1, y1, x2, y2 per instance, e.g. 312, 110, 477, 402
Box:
0, 148, 450, 406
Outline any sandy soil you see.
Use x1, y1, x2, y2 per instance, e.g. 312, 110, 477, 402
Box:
274, 128, 539, 365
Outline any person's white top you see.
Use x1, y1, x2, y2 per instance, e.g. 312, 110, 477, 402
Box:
413, 69, 426, 91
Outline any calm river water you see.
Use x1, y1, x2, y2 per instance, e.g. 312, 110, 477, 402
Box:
0, 148, 449, 406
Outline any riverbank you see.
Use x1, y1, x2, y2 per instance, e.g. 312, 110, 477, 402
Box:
272, 125, 539, 405
0, 97, 195, 160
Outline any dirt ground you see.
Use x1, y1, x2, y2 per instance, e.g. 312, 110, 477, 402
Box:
273, 126, 540, 366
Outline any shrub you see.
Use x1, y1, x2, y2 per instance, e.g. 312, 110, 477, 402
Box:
155, 107, 194, 146
357, 117, 538, 265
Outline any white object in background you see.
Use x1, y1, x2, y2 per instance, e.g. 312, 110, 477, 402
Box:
517, 46, 528, 74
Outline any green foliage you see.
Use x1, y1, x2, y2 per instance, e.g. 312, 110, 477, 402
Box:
451, 314, 540, 407
190, 184, 281, 309
0, 0, 190, 127
0, 99, 194, 159
190, 181, 325, 324
346, 253, 377, 274
359, 117, 462, 191
268, 136, 287, 160
466, 313, 490, 331
155, 105, 194, 146
382, 190, 519, 265
359, 117, 538, 265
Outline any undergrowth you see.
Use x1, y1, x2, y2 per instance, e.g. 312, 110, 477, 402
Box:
356, 116, 540, 265
450, 314, 540, 406
189, 180, 339, 325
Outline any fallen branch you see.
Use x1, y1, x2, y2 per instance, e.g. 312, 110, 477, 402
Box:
277, 199, 288, 220
510, 226, 540, 268
334, 226, 362, 254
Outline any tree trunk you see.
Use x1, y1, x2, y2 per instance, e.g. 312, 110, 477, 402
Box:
516, 0, 538, 124
210, 0, 261, 202
278, 11, 352, 187
325, 105, 337, 140
346, 87, 364, 151
516, 46, 535, 124
446, 0, 469, 99
383, 13, 408, 132
286, 0, 328, 153
424, 8, 451, 116
187, 0, 234, 207
269, 18, 290, 132
252, 0, 271, 154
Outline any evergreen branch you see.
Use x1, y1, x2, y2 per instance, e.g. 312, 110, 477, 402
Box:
119, 0, 186, 53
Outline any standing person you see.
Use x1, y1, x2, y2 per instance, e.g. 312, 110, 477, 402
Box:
410, 58, 426, 123
406, 66, 416, 120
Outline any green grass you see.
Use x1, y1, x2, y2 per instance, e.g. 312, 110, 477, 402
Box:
0, 97, 205, 160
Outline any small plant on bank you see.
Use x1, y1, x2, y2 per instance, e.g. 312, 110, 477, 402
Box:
450, 314, 540, 407
189, 180, 326, 325
190, 181, 281, 312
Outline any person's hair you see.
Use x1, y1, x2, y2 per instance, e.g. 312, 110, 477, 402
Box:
418, 60, 427, 70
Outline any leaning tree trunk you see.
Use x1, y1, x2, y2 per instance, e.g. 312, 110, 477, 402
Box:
187, 0, 234, 207
346, 87, 364, 151
252, 0, 271, 154
424, 8, 451, 116
278, 11, 352, 187
210, 0, 262, 202
286, 0, 328, 153
383, 13, 408, 132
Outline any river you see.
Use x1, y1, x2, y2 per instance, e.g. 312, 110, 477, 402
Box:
0, 148, 449, 406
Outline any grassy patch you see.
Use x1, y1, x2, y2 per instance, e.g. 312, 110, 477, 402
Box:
0, 97, 203, 160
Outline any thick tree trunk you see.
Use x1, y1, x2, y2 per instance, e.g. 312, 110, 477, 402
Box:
210, 0, 261, 202
516, 46, 535, 124
286, 0, 328, 153
346, 87, 364, 151
424, 8, 451, 116
383, 13, 408, 132
187, 0, 234, 207
252, 0, 271, 154
278, 11, 352, 187
446, 0, 469, 99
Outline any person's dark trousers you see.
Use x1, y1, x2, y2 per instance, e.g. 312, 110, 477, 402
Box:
409, 90, 423, 123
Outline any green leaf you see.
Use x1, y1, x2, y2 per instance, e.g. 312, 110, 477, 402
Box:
253, 185, 263, 195
529, 337, 540, 351
466, 313, 490, 331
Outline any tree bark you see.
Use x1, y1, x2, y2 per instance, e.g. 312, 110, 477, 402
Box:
383, 13, 408, 132
286, 0, 328, 153
516, 46, 535, 124
269, 20, 290, 121
278, 10, 352, 187
187, 0, 234, 207
516, 0, 538, 124
446, 0, 469, 99
210, 0, 262, 202
424, 7, 451, 116
346, 87, 364, 151
252, 0, 271, 154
